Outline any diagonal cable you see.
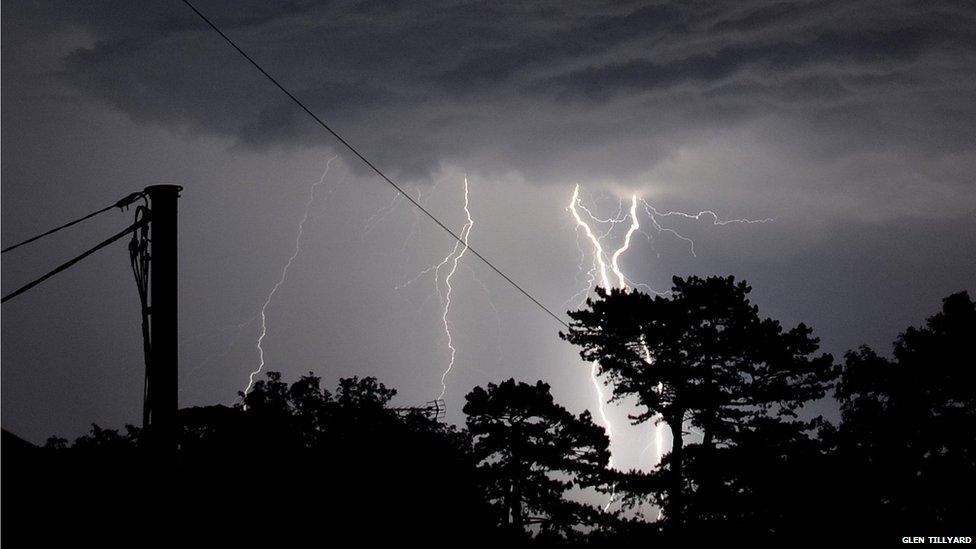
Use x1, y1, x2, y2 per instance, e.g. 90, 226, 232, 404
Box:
1, 192, 144, 255
2, 220, 147, 304
180, 0, 568, 328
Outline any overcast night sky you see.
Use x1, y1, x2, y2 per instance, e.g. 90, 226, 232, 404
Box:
2, 1, 975, 471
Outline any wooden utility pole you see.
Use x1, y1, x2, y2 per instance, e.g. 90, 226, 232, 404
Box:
144, 185, 182, 457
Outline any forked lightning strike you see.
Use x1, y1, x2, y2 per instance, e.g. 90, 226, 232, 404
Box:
568, 185, 619, 470
393, 176, 477, 401
566, 183, 770, 514
437, 176, 474, 400
243, 154, 340, 397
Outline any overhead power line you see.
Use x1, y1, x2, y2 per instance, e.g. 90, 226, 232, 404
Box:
180, 0, 569, 329
1, 192, 145, 255
1, 219, 147, 304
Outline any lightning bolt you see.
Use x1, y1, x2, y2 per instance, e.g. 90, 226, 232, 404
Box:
184, 314, 260, 380
610, 195, 640, 288
437, 175, 473, 400
362, 189, 403, 235
568, 185, 616, 470
243, 154, 340, 397
569, 187, 647, 512
392, 175, 475, 401
639, 200, 773, 257
567, 185, 771, 514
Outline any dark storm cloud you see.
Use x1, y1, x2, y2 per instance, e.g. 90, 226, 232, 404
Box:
435, 3, 688, 91
25, 0, 973, 187
4, 0, 975, 448
536, 24, 948, 101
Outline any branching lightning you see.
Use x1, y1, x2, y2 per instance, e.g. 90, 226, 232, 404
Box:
566, 184, 771, 514
243, 154, 340, 397
436, 176, 474, 400
568, 185, 617, 469
393, 175, 476, 401
639, 200, 773, 257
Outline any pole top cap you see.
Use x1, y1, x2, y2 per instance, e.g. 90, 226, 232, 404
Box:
144, 185, 184, 197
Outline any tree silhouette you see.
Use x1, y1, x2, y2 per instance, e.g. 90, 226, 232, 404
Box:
9, 289, 973, 545
561, 276, 835, 528
832, 291, 976, 529
12, 372, 501, 547
463, 379, 611, 539
676, 414, 831, 539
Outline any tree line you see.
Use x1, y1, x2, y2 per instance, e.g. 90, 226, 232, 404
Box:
3, 276, 973, 546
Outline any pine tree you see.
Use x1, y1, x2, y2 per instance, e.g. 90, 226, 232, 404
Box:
463, 379, 611, 537
561, 275, 834, 528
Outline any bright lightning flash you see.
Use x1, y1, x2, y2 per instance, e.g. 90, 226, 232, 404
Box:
567, 184, 770, 514
393, 175, 476, 401
568, 185, 618, 470
436, 176, 474, 400
569, 187, 645, 512
243, 154, 340, 397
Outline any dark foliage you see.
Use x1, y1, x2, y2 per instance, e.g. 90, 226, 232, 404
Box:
3, 283, 972, 546
827, 291, 976, 533
463, 378, 611, 539
5, 374, 500, 547
561, 275, 836, 533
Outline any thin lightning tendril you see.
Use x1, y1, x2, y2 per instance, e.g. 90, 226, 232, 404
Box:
437, 176, 473, 401
394, 176, 484, 401
639, 200, 773, 257
243, 154, 339, 397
